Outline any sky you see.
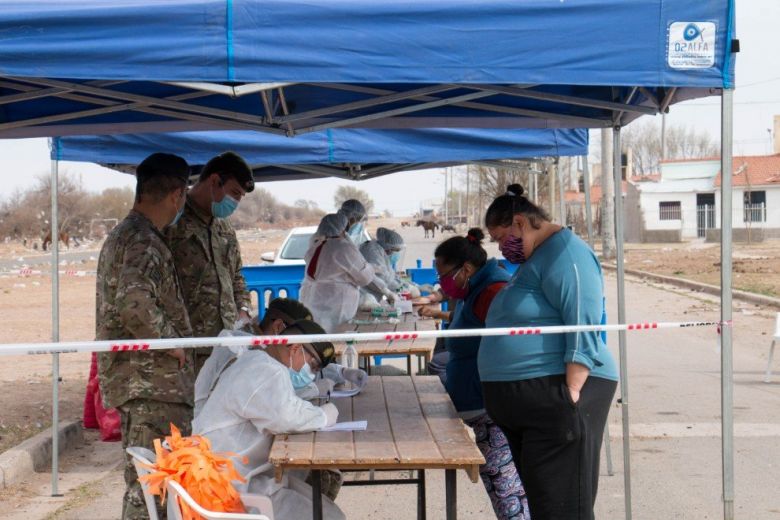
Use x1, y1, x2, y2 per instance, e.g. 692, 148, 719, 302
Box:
0, 2, 777, 216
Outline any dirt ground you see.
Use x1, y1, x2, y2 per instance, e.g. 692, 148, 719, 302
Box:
615, 239, 780, 298
0, 228, 286, 454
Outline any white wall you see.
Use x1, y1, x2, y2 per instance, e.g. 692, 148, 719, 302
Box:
640, 191, 699, 238
716, 186, 780, 229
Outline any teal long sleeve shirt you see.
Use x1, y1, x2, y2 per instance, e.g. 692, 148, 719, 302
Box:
478, 228, 618, 382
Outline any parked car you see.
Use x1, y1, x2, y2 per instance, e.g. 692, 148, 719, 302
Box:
260, 226, 371, 265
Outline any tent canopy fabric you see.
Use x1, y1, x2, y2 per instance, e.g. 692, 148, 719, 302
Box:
0, 1, 735, 138
51, 128, 588, 181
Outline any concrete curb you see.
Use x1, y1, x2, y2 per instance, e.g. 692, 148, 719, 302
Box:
602, 263, 780, 309
0, 420, 84, 488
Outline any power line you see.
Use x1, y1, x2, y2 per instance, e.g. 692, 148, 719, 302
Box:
737, 76, 780, 88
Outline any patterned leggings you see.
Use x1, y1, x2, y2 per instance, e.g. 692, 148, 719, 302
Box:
466, 413, 531, 520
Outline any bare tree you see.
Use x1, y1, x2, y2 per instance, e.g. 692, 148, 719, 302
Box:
622, 120, 718, 176
472, 162, 551, 217
334, 186, 374, 214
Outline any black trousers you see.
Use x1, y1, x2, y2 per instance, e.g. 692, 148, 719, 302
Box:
482, 375, 617, 520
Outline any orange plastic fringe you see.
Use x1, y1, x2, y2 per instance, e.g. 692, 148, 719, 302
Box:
138, 424, 248, 520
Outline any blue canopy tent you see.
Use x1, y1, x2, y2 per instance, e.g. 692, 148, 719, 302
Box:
0, 2, 737, 518
51, 127, 588, 181
0, 1, 733, 138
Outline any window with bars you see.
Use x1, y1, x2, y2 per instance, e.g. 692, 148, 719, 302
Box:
743, 191, 767, 222
659, 201, 682, 221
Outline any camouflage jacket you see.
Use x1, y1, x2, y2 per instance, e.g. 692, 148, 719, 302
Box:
96, 210, 194, 408
166, 196, 251, 341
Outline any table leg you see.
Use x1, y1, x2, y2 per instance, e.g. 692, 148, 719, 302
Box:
312, 469, 323, 520
417, 469, 427, 520
407, 355, 412, 375
445, 469, 456, 520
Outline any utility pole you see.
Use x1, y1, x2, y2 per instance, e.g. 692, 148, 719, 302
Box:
661, 113, 667, 161
601, 128, 616, 259
465, 165, 471, 227
548, 161, 557, 223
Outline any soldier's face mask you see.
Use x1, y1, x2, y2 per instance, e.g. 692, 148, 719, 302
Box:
211, 176, 242, 219
168, 188, 186, 227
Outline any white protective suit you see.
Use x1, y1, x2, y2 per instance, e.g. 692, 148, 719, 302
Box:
360, 240, 403, 297
192, 349, 345, 520
300, 236, 388, 332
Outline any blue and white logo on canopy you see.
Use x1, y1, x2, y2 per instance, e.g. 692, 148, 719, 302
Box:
667, 22, 716, 70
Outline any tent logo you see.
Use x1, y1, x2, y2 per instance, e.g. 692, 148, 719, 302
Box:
667, 21, 716, 70
683, 23, 703, 42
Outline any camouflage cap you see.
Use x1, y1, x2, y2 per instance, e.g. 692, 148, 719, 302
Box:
282, 319, 336, 368
201, 151, 255, 193
266, 298, 313, 325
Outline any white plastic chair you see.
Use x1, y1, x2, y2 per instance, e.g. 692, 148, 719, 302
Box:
166, 480, 274, 520
126, 446, 163, 520
765, 312, 780, 383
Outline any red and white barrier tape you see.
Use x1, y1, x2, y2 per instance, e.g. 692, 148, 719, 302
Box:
1, 269, 95, 277
0, 320, 726, 356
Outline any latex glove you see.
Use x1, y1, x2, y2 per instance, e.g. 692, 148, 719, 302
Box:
233, 317, 251, 332
321, 402, 339, 427
383, 289, 396, 305
342, 368, 368, 389
315, 378, 335, 395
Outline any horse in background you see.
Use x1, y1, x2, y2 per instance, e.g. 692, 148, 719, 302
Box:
440, 224, 457, 233
42, 230, 70, 252
416, 220, 439, 238
400, 221, 411, 228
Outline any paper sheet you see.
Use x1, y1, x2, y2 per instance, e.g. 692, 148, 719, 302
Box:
318, 387, 362, 399
319, 420, 368, 432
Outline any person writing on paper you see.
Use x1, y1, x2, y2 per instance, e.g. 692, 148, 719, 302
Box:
193, 297, 313, 417
192, 319, 345, 520
420, 228, 529, 520
479, 185, 618, 519
301, 212, 394, 332
195, 297, 368, 417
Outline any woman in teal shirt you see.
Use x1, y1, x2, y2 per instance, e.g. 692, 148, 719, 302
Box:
479, 184, 618, 520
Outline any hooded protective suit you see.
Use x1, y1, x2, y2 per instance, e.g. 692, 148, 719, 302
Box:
300, 235, 389, 332
192, 348, 345, 520
360, 240, 402, 296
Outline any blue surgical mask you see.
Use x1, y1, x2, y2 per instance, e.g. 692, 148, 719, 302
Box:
288, 352, 315, 389
212, 194, 239, 219
389, 251, 401, 270
169, 206, 184, 227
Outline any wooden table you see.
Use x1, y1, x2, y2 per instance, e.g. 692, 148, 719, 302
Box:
335, 311, 438, 374
269, 376, 484, 520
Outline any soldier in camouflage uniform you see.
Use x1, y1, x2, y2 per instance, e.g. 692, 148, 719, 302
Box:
96, 153, 194, 520
166, 152, 255, 375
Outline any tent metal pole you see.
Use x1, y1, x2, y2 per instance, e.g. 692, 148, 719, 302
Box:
613, 126, 632, 520
50, 159, 61, 497
720, 89, 735, 520
464, 83, 657, 116
583, 155, 594, 248
557, 162, 566, 225
309, 82, 611, 127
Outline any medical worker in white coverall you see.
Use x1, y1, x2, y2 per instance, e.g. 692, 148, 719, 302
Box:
192, 320, 345, 520
300, 212, 395, 332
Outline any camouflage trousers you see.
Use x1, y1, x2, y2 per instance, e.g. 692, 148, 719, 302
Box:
119, 399, 193, 520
